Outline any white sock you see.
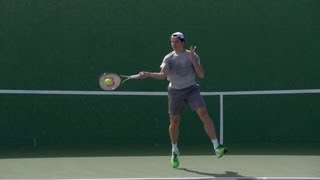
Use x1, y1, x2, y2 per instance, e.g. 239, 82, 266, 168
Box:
172, 143, 179, 152
212, 139, 219, 149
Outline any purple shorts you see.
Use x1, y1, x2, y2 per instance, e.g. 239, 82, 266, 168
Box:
168, 84, 206, 115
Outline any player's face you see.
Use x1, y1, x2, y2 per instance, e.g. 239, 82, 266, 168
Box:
171, 37, 184, 51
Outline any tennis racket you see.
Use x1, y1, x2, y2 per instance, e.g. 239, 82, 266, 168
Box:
99, 72, 140, 90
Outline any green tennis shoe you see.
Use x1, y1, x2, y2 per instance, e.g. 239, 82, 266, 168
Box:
215, 145, 228, 158
171, 151, 180, 168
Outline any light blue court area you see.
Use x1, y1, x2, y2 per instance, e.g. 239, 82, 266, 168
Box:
0, 144, 319, 179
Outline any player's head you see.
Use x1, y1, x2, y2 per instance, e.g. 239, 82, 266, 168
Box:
170, 32, 185, 51
171, 32, 185, 42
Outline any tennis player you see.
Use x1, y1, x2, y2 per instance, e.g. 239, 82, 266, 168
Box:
139, 32, 227, 168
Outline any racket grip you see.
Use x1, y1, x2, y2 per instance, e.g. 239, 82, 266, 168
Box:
130, 74, 140, 79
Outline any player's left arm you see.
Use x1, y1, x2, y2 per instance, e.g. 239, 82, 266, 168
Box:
189, 46, 205, 78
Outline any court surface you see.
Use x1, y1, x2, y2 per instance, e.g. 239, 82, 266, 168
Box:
0, 143, 319, 180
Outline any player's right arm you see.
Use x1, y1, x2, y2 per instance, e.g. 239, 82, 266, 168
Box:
139, 53, 172, 80
139, 67, 168, 80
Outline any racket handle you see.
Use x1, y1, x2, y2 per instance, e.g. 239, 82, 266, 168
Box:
130, 74, 140, 79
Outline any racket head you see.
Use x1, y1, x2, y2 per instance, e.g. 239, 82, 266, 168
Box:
99, 73, 121, 90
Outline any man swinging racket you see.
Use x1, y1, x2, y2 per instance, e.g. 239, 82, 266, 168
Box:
138, 32, 228, 168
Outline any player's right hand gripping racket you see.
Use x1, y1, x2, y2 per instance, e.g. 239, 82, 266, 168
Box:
99, 73, 140, 90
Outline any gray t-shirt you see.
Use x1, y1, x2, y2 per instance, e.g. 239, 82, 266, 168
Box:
160, 50, 200, 89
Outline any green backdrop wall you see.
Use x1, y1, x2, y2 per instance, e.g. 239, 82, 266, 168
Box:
0, 0, 319, 146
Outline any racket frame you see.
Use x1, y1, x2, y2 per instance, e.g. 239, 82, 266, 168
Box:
99, 73, 140, 91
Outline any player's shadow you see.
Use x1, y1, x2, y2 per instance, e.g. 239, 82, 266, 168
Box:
178, 168, 243, 178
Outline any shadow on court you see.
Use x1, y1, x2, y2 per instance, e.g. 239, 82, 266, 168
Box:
178, 168, 244, 178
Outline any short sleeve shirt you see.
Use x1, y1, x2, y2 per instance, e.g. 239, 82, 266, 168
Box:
160, 50, 200, 89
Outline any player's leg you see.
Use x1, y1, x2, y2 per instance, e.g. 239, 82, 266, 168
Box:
196, 106, 228, 157
169, 115, 180, 168
187, 85, 228, 157
169, 115, 180, 146
168, 87, 185, 149
186, 85, 216, 140
196, 106, 217, 141
168, 88, 185, 168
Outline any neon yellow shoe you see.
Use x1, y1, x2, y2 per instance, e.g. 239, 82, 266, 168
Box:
171, 151, 180, 168
215, 145, 228, 158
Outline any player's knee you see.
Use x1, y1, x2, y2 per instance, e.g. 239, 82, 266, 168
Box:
170, 116, 180, 126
